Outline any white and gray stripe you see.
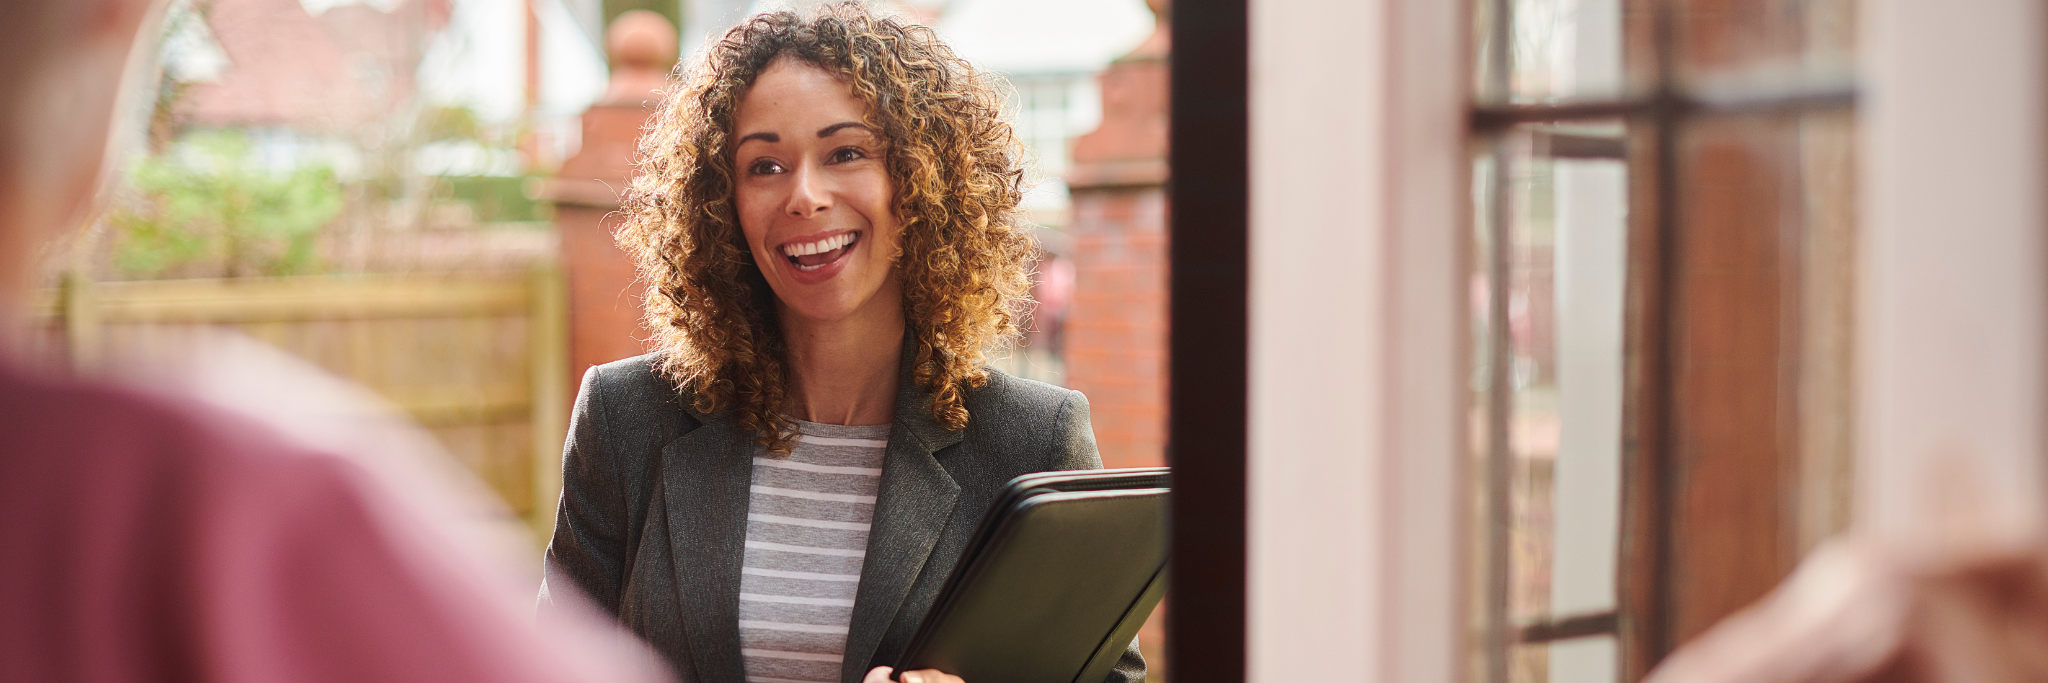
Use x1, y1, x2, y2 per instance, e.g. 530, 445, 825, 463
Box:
739, 419, 888, 683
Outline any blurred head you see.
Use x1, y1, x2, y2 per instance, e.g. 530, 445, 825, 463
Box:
0, 0, 161, 316
619, 2, 1034, 448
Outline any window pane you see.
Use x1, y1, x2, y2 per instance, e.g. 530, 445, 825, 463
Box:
1674, 0, 1856, 91
1470, 144, 1503, 683
1477, 0, 1630, 103
1548, 635, 1620, 683
1472, 122, 1629, 683
1548, 141, 1626, 620
1505, 634, 1620, 683
1792, 109, 1856, 555
1659, 108, 1858, 642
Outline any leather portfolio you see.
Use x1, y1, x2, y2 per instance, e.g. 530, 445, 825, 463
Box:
893, 467, 1170, 683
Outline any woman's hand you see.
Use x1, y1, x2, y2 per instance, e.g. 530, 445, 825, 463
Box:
864, 666, 965, 683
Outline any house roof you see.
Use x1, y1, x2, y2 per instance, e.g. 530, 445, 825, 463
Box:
178, 0, 448, 132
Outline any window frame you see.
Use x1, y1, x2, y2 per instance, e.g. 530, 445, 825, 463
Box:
1467, 1, 1858, 680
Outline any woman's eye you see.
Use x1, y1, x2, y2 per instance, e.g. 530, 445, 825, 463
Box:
828, 147, 867, 164
748, 159, 784, 176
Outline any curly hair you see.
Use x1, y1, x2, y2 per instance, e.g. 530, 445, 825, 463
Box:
616, 2, 1035, 452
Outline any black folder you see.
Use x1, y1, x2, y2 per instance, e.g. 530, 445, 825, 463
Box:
894, 468, 1170, 683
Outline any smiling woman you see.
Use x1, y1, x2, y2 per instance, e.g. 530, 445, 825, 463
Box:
617, 4, 1036, 453
539, 5, 1142, 683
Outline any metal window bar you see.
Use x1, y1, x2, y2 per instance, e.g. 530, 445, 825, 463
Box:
1518, 611, 1622, 644
1467, 0, 1859, 681
1538, 130, 1627, 161
1471, 84, 1856, 131
1480, 130, 1518, 683
1477, 2, 1517, 683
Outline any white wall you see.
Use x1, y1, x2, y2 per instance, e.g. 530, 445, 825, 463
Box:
1859, 0, 2048, 550
1247, 0, 1465, 680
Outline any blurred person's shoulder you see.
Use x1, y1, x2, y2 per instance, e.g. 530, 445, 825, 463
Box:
0, 360, 676, 683
0, 362, 363, 679
0, 361, 374, 545
0, 361, 332, 485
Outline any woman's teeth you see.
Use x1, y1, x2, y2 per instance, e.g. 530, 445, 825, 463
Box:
782, 232, 855, 257
781, 232, 859, 271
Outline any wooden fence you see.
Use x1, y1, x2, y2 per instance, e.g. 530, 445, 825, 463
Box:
30, 265, 570, 542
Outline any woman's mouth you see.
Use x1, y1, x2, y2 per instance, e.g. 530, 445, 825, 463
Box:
779, 231, 860, 272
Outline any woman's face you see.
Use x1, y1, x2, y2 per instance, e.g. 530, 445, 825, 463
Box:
731, 58, 904, 327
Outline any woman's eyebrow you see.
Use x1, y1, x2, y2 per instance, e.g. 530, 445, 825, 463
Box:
817, 122, 871, 138
738, 131, 780, 145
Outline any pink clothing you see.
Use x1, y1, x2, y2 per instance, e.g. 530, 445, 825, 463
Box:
0, 364, 640, 683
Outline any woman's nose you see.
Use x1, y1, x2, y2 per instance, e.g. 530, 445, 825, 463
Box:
784, 165, 831, 218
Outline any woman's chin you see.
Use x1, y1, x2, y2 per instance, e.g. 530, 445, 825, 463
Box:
773, 282, 900, 330
779, 299, 869, 328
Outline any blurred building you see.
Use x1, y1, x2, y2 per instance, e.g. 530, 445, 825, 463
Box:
1057, 2, 1169, 473
180, 0, 439, 134
933, 0, 1155, 392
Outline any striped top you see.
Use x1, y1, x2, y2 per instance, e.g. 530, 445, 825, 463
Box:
738, 419, 890, 683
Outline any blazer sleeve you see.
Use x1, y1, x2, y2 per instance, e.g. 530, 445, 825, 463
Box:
539, 367, 630, 617
1050, 389, 1150, 683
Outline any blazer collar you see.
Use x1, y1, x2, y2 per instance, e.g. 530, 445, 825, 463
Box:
882, 334, 967, 454
663, 335, 964, 683
839, 338, 963, 681
661, 407, 752, 683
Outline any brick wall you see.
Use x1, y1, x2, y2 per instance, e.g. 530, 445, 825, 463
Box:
1063, 18, 1169, 471
544, 12, 674, 384
1065, 187, 1169, 469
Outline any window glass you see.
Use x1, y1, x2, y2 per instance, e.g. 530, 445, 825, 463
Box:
1472, 122, 1629, 683
1545, 635, 1620, 683
1675, 0, 1856, 92
1659, 110, 1859, 640
1791, 108, 1857, 554
1476, 0, 1628, 104
1470, 2, 1859, 680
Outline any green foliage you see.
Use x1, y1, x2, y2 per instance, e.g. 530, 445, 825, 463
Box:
109, 130, 343, 278
422, 105, 483, 143
440, 175, 545, 222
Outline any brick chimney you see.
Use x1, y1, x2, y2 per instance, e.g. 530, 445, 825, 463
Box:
543, 10, 674, 383
1064, 0, 1170, 472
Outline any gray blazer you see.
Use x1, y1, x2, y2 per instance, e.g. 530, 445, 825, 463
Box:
539, 350, 1147, 683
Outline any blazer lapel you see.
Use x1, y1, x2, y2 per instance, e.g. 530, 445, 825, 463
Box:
839, 348, 965, 682
662, 409, 754, 683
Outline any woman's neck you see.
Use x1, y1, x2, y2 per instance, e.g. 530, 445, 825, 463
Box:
779, 301, 904, 427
